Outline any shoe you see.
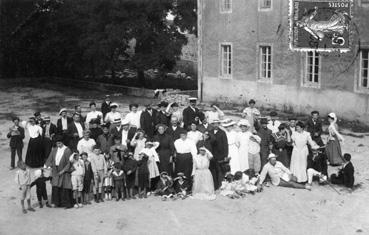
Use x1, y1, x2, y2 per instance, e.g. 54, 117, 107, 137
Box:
27, 207, 35, 212
39, 202, 43, 208
22, 209, 27, 214
116, 198, 120, 202
138, 194, 143, 199
51, 204, 56, 208
74, 204, 79, 208
144, 193, 148, 199
132, 196, 137, 200
99, 193, 104, 202
94, 194, 99, 203
78, 203, 83, 207
9, 167, 15, 171
45, 203, 51, 208
305, 184, 312, 191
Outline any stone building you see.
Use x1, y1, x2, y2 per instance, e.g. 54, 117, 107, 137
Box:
198, 0, 369, 123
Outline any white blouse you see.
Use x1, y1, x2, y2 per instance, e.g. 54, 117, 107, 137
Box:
74, 122, 83, 138
104, 111, 122, 123
55, 145, 67, 166
187, 130, 203, 145
174, 138, 197, 158
125, 111, 142, 128
86, 111, 103, 125
26, 124, 43, 138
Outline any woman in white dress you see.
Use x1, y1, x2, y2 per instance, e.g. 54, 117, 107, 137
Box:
223, 121, 240, 174
187, 123, 203, 145
192, 147, 216, 200
205, 104, 224, 124
238, 119, 252, 171
130, 130, 147, 161
290, 121, 314, 183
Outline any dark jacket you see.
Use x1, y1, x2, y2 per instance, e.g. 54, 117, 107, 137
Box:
307, 152, 328, 176
109, 126, 137, 151
7, 126, 25, 148
42, 123, 57, 139
140, 109, 158, 138
67, 122, 85, 151
166, 125, 184, 141
56, 117, 73, 134
156, 111, 170, 126
182, 106, 205, 130
45, 146, 73, 189
306, 118, 323, 138
210, 129, 228, 161
101, 101, 111, 119
341, 162, 355, 188
197, 123, 214, 133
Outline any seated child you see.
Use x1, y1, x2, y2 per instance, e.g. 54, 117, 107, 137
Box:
220, 173, 238, 199
112, 162, 126, 201
31, 169, 51, 208
137, 151, 150, 199
81, 152, 93, 205
330, 153, 355, 189
173, 172, 189, 200
242, 169, 259, 193
155, 171, 174, 200
122, 152, 137, 199
90, 147, 107, 203
70, 152, 85, 208
104, 154, 114, 200
15, 161, 35, 214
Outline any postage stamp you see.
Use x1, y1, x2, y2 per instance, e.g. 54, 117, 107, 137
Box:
289, 0, 353, 52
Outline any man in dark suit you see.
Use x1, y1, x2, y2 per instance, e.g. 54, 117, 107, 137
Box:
306, 111, 324, 146
166, 116, 184, 141
182, 97, 205, 130
101, 95, 111, 120
209, 119, 228, 190
110, 119, 137, 152
42, 116, 57, 159
197, 118, 214, 133
331, 153, 355, 189
140, 104, 158, 139
67, 113, 85, 152
156, 101, 170, 126
57, 108, 73, 145
7, 117, 25, 169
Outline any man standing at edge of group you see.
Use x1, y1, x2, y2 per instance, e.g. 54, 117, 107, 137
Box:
257, 118, 272, 170
7, 117, 25, 170
57, 108, 72, 146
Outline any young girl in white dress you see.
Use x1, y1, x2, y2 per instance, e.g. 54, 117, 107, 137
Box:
130, 129, 147, 161
223, 121, 240, 174
238, 120, 252, 171
192, 147, 216, 200
290, 121, 315, 183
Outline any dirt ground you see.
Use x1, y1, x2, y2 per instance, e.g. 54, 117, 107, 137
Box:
0, 84, 368, 235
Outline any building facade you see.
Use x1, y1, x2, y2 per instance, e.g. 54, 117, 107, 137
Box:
198, 0, 369, 123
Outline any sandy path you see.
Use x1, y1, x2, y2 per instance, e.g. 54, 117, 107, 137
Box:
0, 84, 368, 235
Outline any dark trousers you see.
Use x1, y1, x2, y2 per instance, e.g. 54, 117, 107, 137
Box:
209, 159, 225, 190
51, 186, 73, 208
10, 147, 22, 168
36, 183, 48, 202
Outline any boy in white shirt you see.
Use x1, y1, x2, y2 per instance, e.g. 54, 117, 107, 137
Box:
70, 153, 85, 208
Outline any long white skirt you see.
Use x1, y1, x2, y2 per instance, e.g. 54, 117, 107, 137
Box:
290, 146, 308, 182
192, 169, 216, 200
229, 145, 241, 174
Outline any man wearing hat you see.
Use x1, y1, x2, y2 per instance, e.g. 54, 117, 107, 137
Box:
140, 103, 158, 139
110, 118, 137, 152
267, 111, 281, 134
257, 118, 273, 169
166, 116, 185, 141
101, 95, 111, 120
7, 117, 25, 170
34, 112, 43, 126
104, 103, 121, 124
182, 97, 205, 130
257, 153, 306, 190
306, 144, 328, 190
89, 118, 103, 141
45, 135, 73, 208
86, 101, 103, 129
67, 112, 85, 152
56, 108, 72, 145
74, 105, 86, 123
156, 101, 170, 126
197, 117, 214, 134
41, 116, 57, 159
209, 119, 229, 190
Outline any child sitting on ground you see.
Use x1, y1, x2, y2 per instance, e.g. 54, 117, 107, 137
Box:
15, 161, 35, 214
112, 162, 126, 201
155, 171, 174, 201
122, 152, 137, 199
220, 173, 239, 199
173, 172, 189, 200
242, 169, 260, 193
70, 152, 85, 208
81, 152, 93, 205
104, 154, 114, 200
30, 169, 51, 208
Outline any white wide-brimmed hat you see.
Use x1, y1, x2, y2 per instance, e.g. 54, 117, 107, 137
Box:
238, 119, 251, 127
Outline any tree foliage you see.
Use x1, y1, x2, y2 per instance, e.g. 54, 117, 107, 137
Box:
0, 0, 197, 86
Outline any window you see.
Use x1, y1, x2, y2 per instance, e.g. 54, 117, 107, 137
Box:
220, 0, 232, 13
220, 44, 232, 78
259, 0, 272, 10
360, 49, 369, 88
259, 46, 272, 79
304, 51, 321, 86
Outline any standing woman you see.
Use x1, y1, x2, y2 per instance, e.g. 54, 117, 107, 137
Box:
290, 121, 314, 183
223, 121, 240, 174
25, 117, 45, 168
187, 123, 203, 145
238, 119, 252, 172
153, 124, 175, 176
326, 113, 344, 166
271, 124, 291, 168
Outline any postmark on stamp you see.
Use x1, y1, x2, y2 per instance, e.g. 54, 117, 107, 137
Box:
289, 0, 353, 52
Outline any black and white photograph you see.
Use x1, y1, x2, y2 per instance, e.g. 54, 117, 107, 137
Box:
0, 0, 368, 234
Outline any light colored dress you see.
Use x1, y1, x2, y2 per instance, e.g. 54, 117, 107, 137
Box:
243, 107, 260, 132
226, 130, 241, 174
187, 130, 203, 145
192, 152, 216, 200
140, 147, 160, 179
238, 131, 252, 171
131, 138, 146, 161
326, 124, 344, 165
290, 131, 314, 182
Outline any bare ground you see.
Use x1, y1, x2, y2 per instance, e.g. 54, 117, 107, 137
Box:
0, 84, 368, 235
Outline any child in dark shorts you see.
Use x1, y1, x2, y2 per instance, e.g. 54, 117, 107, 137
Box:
122, 152, 137, 199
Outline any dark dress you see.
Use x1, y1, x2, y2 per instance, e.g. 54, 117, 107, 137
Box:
271, 132, 291, 167
154, 133, 175, 176
122, 158, 137, 189
83, 161, 93, 193
89, 127, 103, 142
25, 126, 45, 168
140, 109, 158, 139
137, 155, 150, 188
166, 126, 185, 141
156, 111, 170, 126
42, 123, 57, 160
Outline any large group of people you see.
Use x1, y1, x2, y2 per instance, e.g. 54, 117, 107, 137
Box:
9, 96, 355, 213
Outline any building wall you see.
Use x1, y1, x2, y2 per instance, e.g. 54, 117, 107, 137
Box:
199, 0, 369, 123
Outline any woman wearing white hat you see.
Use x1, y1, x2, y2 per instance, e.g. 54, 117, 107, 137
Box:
238, 119, 252, 171
222, 120, 240, 174
104, 103, 121, 124
326, 113, 344, 166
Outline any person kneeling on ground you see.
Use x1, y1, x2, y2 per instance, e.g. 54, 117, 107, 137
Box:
257, 153, 309, 191
305, 144, 328, 190
330, 153, 355, 189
